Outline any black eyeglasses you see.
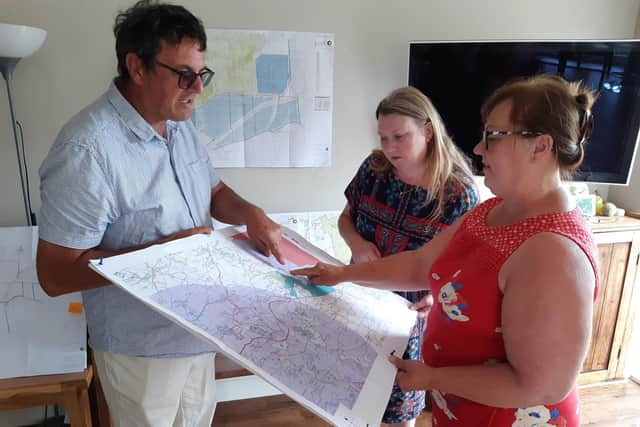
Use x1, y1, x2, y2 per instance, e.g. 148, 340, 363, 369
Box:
481, 129, 543, 150
155, 60, 215, 89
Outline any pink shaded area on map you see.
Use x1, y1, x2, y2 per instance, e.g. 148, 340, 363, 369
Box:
232, 232, 320, 266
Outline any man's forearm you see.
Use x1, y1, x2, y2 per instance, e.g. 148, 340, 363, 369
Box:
37, 245, 120, 296
37, 231, 196, 297
210, 185, 262, 226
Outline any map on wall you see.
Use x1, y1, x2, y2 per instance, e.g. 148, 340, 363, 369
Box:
193, 29, 334, 168
269, 210, 351, 264
89, 228, 416, 427
0, 227, 86, 379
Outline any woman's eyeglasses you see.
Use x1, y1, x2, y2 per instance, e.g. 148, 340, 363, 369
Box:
155, 60, 215, 89
481, 129, 543, 150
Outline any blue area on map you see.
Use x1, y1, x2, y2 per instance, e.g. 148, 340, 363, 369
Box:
194, 93, 301, 147
194, 96, 231, 137
272, 100, 300, 131
231, 121, 249, 142
256, 54, 290, 94
254, 105, 272, 136
280, 273, 335, 298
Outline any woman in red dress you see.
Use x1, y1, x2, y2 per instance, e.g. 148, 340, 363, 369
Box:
293, 74, 598, 427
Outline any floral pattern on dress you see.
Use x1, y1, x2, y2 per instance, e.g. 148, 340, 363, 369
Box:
513, 405, 567, 427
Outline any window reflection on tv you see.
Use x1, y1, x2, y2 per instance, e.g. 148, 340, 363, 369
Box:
408, 41, 640, 184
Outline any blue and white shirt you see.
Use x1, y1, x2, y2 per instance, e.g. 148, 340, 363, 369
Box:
39, 81, 219, 357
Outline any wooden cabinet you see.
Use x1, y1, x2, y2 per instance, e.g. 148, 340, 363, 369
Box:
579, 216, 640, 385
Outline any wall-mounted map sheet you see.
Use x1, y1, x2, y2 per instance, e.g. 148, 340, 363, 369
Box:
194, 29, 334, 168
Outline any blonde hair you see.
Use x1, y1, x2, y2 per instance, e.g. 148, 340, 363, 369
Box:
372, 86, 474, 220
481, 74, 597, 179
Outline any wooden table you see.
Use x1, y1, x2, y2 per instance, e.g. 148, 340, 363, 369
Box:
0, 366, 93, 426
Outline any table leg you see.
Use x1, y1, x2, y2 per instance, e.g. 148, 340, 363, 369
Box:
63, 385, 92, 427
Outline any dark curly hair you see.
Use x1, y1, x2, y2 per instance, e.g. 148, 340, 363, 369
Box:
113, 0, 207, 81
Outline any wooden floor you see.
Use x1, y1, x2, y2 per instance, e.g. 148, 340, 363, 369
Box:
212, 380, 640, 426
580, 381, 640, 426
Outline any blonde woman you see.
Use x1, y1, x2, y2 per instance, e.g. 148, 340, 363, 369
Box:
339, 86, 478, 426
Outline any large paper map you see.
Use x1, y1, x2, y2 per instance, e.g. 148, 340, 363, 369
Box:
193, 29, 334, 168
89, 228, 415, 426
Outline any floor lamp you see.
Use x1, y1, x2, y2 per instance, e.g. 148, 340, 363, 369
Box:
0, 23, 47, 226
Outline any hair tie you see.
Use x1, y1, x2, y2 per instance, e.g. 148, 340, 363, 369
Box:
579, 109, 594, 145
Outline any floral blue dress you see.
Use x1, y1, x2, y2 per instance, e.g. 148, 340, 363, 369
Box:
345, 154, 478, 423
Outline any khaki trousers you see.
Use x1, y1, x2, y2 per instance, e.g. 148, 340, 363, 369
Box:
93, 350, 216, 427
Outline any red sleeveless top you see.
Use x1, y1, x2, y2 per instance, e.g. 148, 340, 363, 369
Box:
423, 197, 599, 426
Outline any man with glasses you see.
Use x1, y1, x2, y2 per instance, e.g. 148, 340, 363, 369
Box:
36, 1, 283, 425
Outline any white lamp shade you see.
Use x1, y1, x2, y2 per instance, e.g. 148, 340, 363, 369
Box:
0, 23, 47, 58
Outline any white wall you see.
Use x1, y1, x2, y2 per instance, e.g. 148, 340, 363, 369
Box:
1, 0, 639, 227
609, 9, 640, 214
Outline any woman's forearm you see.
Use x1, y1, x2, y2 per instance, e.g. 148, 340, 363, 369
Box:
337, 206, 365, 248
429, 363, 572, 408
337, 250, 428, 291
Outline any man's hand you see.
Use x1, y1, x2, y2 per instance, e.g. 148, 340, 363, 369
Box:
389, 356, 433, 392
246, 209, 284, 264
210, 183, 284, 263
410, 293, 434, 319
290, 262, 345, 286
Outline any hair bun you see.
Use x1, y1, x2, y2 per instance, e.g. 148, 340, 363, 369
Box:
575, 93, 589, 107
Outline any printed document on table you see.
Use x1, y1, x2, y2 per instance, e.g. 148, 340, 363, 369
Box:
0, 227, 86, 379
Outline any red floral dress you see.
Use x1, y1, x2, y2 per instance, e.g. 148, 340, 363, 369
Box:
423, 197, 599, 426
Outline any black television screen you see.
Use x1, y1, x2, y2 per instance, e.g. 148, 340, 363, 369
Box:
408, 40, 640, 184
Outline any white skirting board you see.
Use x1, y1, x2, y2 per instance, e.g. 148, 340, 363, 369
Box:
215, 374, 282, 402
